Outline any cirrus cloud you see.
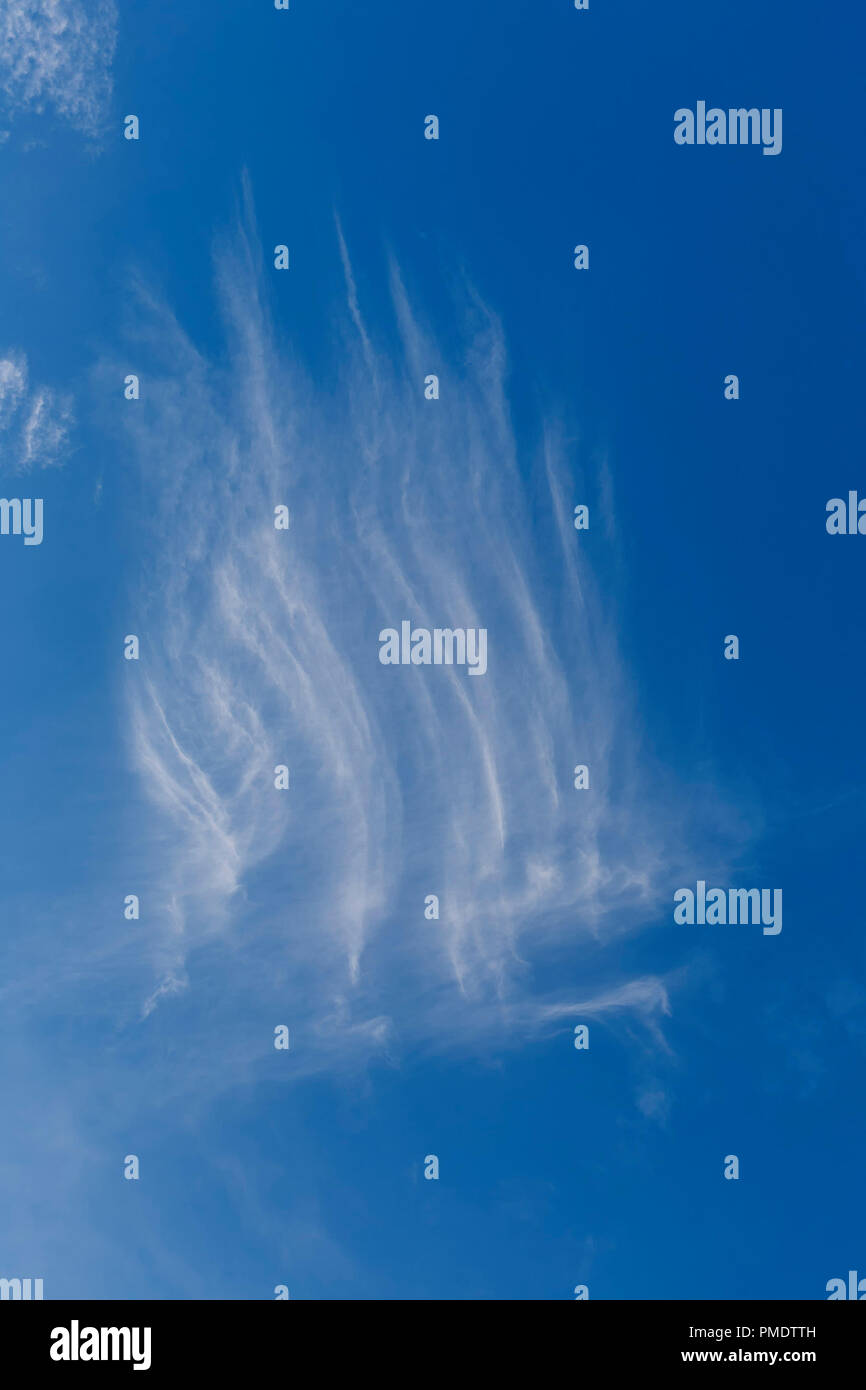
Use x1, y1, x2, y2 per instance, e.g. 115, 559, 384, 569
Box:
0, 0, 117, 136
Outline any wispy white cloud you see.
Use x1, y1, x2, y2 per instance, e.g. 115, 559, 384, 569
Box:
0, 348, 73, 467
112, 180, 748, 1089
0, 0, 117, 136
0, 351, 27, 424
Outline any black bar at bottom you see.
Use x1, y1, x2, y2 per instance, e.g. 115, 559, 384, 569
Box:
1, 1299, 861, 1376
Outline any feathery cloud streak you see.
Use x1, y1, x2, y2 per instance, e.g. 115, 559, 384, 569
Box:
119, 184, 744, 1076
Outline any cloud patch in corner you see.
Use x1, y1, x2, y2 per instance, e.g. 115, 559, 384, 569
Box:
0, 350, 74, 469
0, 0, 117, 137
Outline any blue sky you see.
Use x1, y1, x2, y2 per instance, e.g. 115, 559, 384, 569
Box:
0, 0, 864, 1300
